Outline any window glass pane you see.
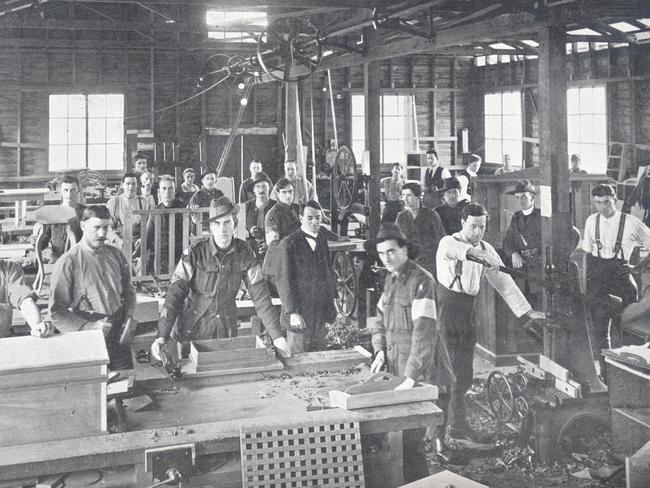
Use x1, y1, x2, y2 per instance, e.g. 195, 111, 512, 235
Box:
351, 94, 364, 117
88, 95, 106, 118
68, 94, 86, 118
68, 145, 86, 169
502, 115, 522, 140
484, 93, 501, 115
383, 117, 400, 138
67, 118, 86, 145
49, 119, 67, 145
106, 144, 124, 170
49, 95, 68, 118
352, 141, 364, 167
567, 115, 580, 143
484, 115, 501, 139
88, 118, 106, 145
502, 140, 521, 166
382, 96, 399, 116
502, 92, 520, 114
106, 118, 124, 144
106, 94, 124, 117
592, 86, 607, 114
485, 139, 501, 163
567, 88, 580, 114
88, 144, 106, 170
383, 140, 403, 165
49, 145, 67, 171
579, 87, 594, 112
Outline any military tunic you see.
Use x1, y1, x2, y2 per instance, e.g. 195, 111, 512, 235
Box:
262, 201, 301, 278
158, 237, 281, 342
396, 207, 447, 278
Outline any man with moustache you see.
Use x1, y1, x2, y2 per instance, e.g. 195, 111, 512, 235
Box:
396, 181, 447, 277
275, 201, 337, 354
50, 205, 137, 369
150, 197, 290, 361
146, 175, 186, 274
436, 203, 544, 442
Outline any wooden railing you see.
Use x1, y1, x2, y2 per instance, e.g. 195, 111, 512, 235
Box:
122, 207, 211, 276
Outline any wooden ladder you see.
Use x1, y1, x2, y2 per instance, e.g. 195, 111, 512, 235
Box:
607, 142, 628, 181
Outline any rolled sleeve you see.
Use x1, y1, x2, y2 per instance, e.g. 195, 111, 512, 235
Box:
3, 261, 35, 310
484, 246, 531, 317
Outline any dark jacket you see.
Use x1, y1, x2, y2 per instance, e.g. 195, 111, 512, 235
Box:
37, 204, 84, 261
435, 200, 469, 235
146, 198, 186, 274
262, 201, 301, 277
245, 199, 275, 262
189, 187, 224, 208
502, 207, 543, 293
396, 207, 447, 278
276, 228, 337, 331
239, 177, 255, 203
158, 237, 281, 341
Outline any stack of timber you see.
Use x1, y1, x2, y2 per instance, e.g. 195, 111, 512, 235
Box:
189, 336, 281, 373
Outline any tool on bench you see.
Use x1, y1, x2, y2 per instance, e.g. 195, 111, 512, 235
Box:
136, 345, 182, 381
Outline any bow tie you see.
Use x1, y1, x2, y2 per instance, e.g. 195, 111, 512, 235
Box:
302, 232, 317, 241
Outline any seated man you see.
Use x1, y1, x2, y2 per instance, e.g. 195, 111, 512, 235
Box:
146, 175, 186, 274
106, 172, 151, 243
34, 175, 84, 262
140, 169, 157, 207
0, 259, 53, 338
180, 168, 199, 194
150, 197, 290, 360
49, 205, 137, 370
189, 167, 224, 209
275, 201, 337, 354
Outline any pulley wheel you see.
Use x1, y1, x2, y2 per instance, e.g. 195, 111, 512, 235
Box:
333, 145, 359, 211
487, 370, 516, 423
333, 251, 358, 317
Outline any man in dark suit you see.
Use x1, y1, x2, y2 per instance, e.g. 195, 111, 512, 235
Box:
435, 177, 469, 235
275, 200, 337, 354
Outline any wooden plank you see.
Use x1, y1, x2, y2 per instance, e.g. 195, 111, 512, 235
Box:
539, 355, 572, 382
554, 377, 582, 398
401, 470, 488, 488
517, 355, 547, 380
627, 440, 650, 488
168, 213, 176, 273
330, 385, 438, 410
153, 213, 161, 275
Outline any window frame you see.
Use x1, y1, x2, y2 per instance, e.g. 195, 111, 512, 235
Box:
483, 90, 524, 166
566, 84, 608, 174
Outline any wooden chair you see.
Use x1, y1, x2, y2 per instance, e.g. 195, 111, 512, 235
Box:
32, 205, 79, 295
216, 176, 235, 202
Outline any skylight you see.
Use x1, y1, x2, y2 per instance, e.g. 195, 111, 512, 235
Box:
609, 22, 639, 33
206, 10, 267, 43
489, 43, 516, 50
567, 28, 601, 36
521, 40, 539, 47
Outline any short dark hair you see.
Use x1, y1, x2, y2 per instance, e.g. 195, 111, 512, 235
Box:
426, 149, 438, 158
469, 154, 482, 164
391, 162, 403, 170
571, 154, 580, 163
81, 205, 111, 221
122, 172, 138, 183
402, 182, 422, 197
591, 184, 616, 198
300, 200, 323, 215
275, 177, 294, 192
461, 202, 488, 221
61, 175, 80, 187
134, 152, 147, 161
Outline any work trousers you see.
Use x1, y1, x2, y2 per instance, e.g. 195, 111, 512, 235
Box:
586, 255, 638, 368
107, 322, 134, 370
437, 285, 476, 434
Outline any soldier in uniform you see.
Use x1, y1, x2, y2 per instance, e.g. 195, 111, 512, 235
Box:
502, 180, 543, 308
365, 223, 453, 483
151, 197, 290, 360
244, 172, 274, 263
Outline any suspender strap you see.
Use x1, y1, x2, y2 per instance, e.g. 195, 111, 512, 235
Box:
614, 213, 627, 259
448, 238, 486, 292
595, 213, 627, 259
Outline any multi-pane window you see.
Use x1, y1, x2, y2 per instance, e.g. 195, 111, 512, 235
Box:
567, 85, 607, 173
49, 94, 124, 172
351, 94, 416, 166
206, 10, 266, 42
484, 91, 523, 166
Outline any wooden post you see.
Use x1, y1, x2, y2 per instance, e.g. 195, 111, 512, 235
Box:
284, 82, 299, 162
364, 28, 381, 238
538, 25, 571, 268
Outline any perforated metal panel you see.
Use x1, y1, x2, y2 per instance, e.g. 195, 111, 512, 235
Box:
240, 421, 365, 488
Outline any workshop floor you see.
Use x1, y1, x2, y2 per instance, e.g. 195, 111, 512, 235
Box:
426, 356, 625, 488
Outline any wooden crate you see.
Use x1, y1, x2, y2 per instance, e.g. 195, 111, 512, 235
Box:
0, 330, 109, 447
189, 336, 276, 373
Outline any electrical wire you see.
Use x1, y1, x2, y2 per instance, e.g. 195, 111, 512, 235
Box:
124, 73, 231, 120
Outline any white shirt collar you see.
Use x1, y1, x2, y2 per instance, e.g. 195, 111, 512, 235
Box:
467, 168, 477, 177
522, 206, 535, 216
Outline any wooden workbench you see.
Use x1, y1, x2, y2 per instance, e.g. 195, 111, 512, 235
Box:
0, 350, 442, 488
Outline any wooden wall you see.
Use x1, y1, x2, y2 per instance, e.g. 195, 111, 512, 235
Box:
467, 43, 650, 173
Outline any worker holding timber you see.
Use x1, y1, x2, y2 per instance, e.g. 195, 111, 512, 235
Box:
365, 223, 454, 483
151, 197, 290, 360
50, 205, 137, 370
582, 184, 650, 381
0, 259, 54, 338
436, 203, 544, 443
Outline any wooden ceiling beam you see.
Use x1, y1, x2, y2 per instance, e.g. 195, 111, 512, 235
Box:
27, 0, 388, 7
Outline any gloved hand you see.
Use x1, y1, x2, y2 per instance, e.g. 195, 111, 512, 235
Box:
370, 350, 385, 373
395, 377, 415, 390
151, 337, 168, 362
273, 337, 291, 359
